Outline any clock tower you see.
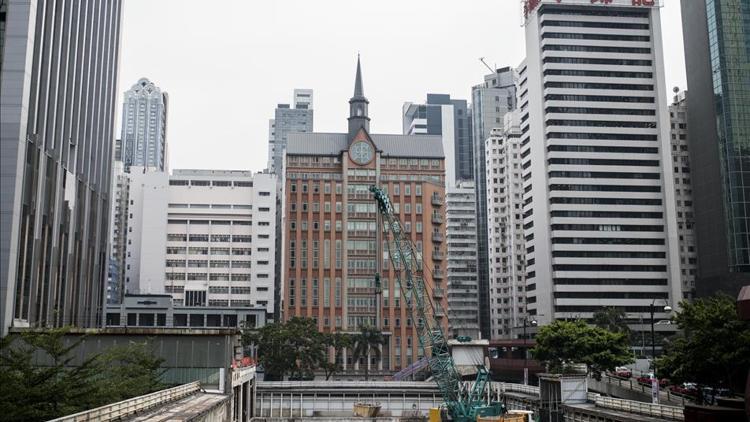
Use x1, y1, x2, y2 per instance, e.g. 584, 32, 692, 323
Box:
347, 55, 370, 140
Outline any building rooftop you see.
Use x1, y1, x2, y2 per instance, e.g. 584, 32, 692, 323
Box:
286, 132, 443, 158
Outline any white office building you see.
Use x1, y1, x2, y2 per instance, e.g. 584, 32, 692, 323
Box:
446, 181, 480, 339
123, 169, 278, 317
120, 78, 169, 171
520, 0, 682, 337
486, 111, 528, 339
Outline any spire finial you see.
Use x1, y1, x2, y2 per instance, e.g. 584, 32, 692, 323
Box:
354, 54, 364, 98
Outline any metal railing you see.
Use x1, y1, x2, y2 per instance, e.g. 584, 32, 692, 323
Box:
594, 395, 684, 421
496, 382, 540, 396
48, 381, 202, 422
595, 373, 694, 405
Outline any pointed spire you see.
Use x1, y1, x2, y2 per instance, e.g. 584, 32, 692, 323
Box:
353, 54, 364, 98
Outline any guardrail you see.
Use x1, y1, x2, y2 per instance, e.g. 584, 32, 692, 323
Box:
497, 382, 540, 396
596, 374, 694, 405
594, 395, 684, 421
48, 381, 201, 422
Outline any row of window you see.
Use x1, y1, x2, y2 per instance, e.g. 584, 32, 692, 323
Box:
548, 145, 658, 154
550, 184, 661, 192
168, 180, 254, 187
550, 224, 663, 232
546, 106, 655, 116
166, 247, 253, 255
548, 158, 659, 167
549, 171, 660, 180
165, 273, 253, 281
166, 234, 255, 242
544, 69, 653, 79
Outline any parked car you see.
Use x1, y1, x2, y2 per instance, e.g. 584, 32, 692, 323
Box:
669, 383, 699, 397
637, 373, 669, 387
614, 366, 632, 378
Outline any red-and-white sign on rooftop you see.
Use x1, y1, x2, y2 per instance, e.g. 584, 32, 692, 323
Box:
524, 0, 659, 19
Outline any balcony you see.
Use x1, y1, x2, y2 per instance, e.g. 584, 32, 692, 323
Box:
432, 288, 444, 299
432, 232, 444, 242
431, 214, 443, 224
434, 308, 446, 318
432, 252, 444, 261
432, 270, 444, 279
431, 195, 443, 206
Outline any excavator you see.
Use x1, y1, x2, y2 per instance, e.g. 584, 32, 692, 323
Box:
370, 186, 505, 421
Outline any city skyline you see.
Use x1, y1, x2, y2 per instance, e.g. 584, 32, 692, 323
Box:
118, 0, 687, 173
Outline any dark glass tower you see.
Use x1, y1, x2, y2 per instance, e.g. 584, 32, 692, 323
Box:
0, 0, 123, 335
682, 0, 750, 296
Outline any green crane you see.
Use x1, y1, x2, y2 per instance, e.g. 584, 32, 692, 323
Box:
370, 186, 503, 421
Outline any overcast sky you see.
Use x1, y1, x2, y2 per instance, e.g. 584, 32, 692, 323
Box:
118, 0, 687, 172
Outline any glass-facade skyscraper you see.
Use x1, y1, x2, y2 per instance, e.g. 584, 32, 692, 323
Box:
682, 0, 750, 296
0, 0, 123, 335
471, 68, 516, 339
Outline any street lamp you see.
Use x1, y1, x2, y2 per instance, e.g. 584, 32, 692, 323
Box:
649, 299, 672, 360
522, 318, 537, 385
649, 299, 671, 404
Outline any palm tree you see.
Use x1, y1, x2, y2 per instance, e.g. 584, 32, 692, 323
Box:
351, 325, 385, 380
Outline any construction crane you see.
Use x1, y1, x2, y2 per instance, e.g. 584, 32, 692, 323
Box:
370, 186, 504, 421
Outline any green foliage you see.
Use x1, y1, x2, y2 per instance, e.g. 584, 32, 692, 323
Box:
0, 327, 166, 422
531, 320, 633, 379
321, 331, 352, 380
592, 307, 631, 336
351, 325, 385, 381
243, 317, 328, 380
655, 294, 750, 392
95, 341, 166, 403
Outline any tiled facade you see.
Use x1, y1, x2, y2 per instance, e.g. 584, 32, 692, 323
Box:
282, 59, 448, 373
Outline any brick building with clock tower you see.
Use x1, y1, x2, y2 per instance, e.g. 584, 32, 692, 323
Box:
282, 57, 448, 375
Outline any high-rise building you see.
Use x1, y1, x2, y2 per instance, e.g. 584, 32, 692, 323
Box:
681, 0, 750, 297
485, 111, 527, 340
266, 89, 314, 174
0, 0, 123, 335
283, 57, 448, 373
122, 169, 278, 318
120, 78, 168, 171
108, 162, 130, 304
403, 94, 473, 187
446, 181, 480, 339
520, 0, 683, 344
471, 68, 517, 339
669, 90, 698, 300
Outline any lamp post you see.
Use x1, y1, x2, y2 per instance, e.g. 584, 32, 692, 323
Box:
649, 299, 672, 404
522, 318, 537, 385
649, 300, 672, 360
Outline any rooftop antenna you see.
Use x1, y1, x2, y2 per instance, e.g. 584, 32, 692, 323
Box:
479, 57, 494, 74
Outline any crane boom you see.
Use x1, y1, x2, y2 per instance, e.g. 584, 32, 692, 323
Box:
370, 186, 502, 421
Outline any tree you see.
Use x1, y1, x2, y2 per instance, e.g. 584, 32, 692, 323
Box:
95, 341, 166, 403
351, 325, 385, 381
592, 307, 631, 335
321, 331, 352, 380
655, 294, 750, 393
531, 320, 633, 380
0, 328, 166, 421
243, 317, 327, 380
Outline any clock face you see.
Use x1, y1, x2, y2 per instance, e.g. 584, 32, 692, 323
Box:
350, 141, 374, 165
